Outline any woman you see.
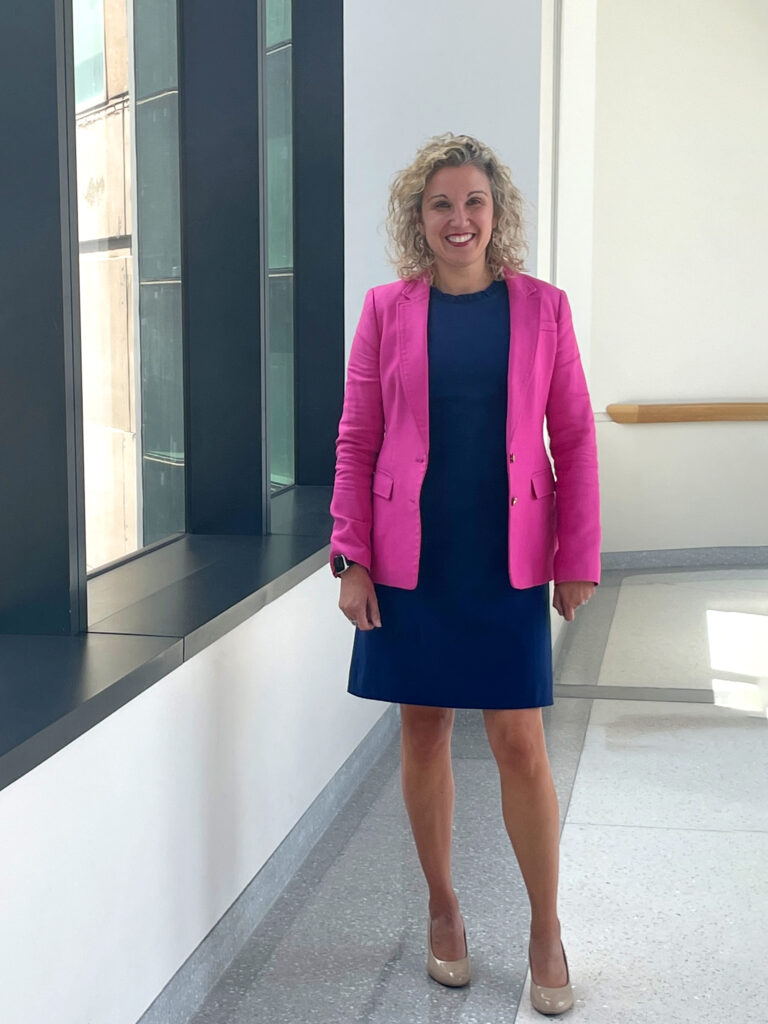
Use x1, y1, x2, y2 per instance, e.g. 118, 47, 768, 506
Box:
329, 133, 600, 1015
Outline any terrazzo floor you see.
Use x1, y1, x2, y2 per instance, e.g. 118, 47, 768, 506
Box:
188, 567, 768, 1023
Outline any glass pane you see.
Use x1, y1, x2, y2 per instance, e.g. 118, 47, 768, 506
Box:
140, 282, 185, 540
266, 0, 291, 48
73, 0, 106, 110
268, 274, 295, 486
266, 45, 293, 270
74, 0, 184, 571
136, 92, 182, 280
134, 0, 178, 98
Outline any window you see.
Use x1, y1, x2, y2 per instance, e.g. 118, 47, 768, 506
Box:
1, 0, 343, 639
73, 0, 106, 111
262, 0, 295, 492
73, 0, 184, 572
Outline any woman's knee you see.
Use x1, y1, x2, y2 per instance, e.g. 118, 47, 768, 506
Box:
482, 709, 548, 774
400, 704, 454, 758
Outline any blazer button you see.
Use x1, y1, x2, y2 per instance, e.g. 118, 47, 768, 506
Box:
511, 496, 518, 506
416, 456, 425, 463
509, 453, 515, 462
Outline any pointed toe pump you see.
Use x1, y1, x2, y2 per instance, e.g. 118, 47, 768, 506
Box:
529, 940, 574, 1015
426, 916, 471, 987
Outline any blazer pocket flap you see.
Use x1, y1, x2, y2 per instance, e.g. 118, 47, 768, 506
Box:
372, 469, 394, 499
540, 319, 558, 331
531, 468, 556, 498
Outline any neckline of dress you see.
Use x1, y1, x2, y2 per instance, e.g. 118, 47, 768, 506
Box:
429, 279, 505, 303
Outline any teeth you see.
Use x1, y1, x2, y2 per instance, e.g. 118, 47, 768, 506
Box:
447, 234, 473, 242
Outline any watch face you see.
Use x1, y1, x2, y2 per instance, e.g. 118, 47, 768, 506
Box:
333, 554, 348, 573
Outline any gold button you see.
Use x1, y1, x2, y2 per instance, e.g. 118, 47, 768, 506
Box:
509, 453, 515, 462
511, 496, 517, 505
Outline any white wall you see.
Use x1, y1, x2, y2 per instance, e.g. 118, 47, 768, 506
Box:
343, 0, 543, 346
552, 0, 598, 383
557, 0, 768, 552
0, 569, 383, 1024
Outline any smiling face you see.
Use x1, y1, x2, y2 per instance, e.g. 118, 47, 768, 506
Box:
417, 163, 498, 286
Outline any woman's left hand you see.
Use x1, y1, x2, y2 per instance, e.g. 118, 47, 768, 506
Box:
553, 581, 596, 621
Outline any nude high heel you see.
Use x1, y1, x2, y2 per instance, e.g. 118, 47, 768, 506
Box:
426, 916, 471, 987
529, 939, 574, 1015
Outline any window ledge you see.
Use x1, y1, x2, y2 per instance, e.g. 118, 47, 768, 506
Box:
0, 511, 332, 793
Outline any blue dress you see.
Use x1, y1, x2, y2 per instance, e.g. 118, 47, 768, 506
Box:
347, 278, 553, 710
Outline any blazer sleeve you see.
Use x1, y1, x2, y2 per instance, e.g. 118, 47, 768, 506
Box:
545, 288, 602, 586
328, 288, 385, 575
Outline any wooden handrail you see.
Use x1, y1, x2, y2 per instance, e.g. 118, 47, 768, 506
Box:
606, 402, 768, 424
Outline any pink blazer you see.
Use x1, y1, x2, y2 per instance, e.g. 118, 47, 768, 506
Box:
329, 268, 601, 590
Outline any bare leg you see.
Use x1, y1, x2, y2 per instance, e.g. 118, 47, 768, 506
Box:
400, 704, 466, 961
483, 707, 568, 988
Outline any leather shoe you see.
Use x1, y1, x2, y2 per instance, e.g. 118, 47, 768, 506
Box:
426, 915, 470, 987
529, 939, 574, 1015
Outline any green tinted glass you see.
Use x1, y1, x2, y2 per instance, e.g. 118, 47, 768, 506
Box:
268, 274, 295, 486
266, 0, 291, 47
73, 0, 106, 110
266, 45, 293, 270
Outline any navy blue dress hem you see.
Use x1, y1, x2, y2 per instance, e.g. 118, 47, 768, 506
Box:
346, 689, 555, 712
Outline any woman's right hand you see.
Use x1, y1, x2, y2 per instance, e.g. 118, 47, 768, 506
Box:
338, 564, 382, 630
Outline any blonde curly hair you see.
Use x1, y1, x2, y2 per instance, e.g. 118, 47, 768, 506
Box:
385, 132, 529, 282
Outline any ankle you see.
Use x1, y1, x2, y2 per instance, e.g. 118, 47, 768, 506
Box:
428, 893, 461, 920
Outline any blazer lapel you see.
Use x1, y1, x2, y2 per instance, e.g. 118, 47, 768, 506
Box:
396, 275, 431, 450
505, 270, 542, 442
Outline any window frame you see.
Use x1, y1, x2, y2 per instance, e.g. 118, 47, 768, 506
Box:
0, 0, 343, 637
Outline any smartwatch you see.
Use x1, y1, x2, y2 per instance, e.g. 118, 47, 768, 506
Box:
332, 553, 355, 575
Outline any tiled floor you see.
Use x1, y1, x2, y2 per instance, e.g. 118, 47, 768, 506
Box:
189, 568, 768, 1023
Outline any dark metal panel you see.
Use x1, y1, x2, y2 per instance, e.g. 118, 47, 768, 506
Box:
0, 0, 87, 634
292, 0, 345, 486
0, 633, 183, 792
87, 532, 328, 639
178, 0, 264, 534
